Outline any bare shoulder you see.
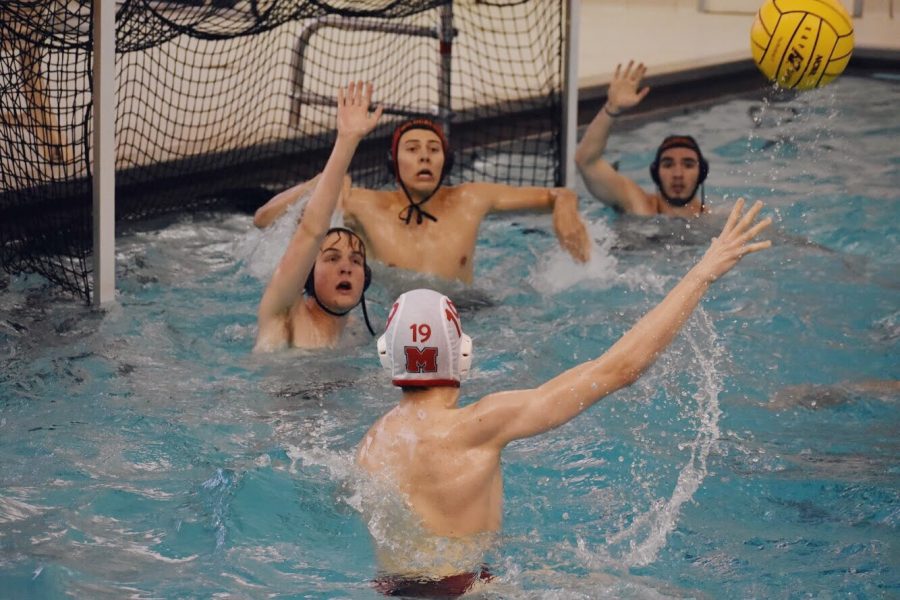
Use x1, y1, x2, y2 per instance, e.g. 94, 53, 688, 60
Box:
449, 182, 500, 208
455, 181, 502, 195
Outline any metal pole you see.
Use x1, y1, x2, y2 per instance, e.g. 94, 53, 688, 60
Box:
92, 0, 115, 305
561, 0, 579, 188
437, 4, 454, 138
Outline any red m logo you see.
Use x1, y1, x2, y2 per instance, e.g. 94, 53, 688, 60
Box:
404, 346, 439, 373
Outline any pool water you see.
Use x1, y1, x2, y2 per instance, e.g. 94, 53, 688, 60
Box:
1, 73, 898, 598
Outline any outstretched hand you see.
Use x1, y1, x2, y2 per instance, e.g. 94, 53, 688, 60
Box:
606, 60, 650, 114
336, 81, 383, 141
695, 198, 772, 282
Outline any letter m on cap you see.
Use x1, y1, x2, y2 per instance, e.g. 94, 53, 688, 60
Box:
404, 346, 439, 373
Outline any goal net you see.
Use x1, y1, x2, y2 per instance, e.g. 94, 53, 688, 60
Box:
0, 0, 567, 300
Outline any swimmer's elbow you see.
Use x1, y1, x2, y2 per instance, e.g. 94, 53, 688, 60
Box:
574, 148, 591, 173
253, 207, 271, 229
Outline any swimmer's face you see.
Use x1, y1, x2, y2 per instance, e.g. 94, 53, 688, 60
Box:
657, 147, 701, 203
396, 129, 445, 198
312, 231, 366, 313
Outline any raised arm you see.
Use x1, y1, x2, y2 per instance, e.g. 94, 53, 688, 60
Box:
256, 82, 382, 339
461, 182, 590, 262
465, 199, 771, 447
574, 61, 652, 214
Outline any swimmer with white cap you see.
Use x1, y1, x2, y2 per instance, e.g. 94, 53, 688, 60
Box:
576, 60, 711, 218
356, 198, 772, 593
254, 118, 592, 284
254, 82, 382, 351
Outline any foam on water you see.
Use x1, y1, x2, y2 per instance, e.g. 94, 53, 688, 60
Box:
233, 192, 309, 281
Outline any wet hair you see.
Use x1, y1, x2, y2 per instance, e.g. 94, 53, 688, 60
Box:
304, 227, 375, 335
649, 135, 709, 208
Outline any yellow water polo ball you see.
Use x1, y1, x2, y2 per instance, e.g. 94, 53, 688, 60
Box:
751, 0, 854, 90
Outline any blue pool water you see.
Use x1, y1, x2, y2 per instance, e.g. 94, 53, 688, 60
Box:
1, 74, 898, 598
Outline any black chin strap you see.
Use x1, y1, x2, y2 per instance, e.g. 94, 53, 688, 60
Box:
397, 180, 439, 224
313, 294, 351, 317
312, 294, 376, 336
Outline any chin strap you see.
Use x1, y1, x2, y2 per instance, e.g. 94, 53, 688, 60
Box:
397, 181, 439, 224
312, 294, 376, 336
360, 295, 375, 336
313, 294, 351, 317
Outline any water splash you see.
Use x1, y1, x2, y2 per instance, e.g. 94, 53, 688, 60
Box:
232, 189, 346, 281
528, 219, 620, 293
578, 307, 723, 569
285, 440, 495, 576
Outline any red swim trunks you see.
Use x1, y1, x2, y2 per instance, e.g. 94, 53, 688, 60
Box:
373, 567, 493, 598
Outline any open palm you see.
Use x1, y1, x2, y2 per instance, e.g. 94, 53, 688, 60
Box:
607, 60, 650, 111
337, 81, 383, 140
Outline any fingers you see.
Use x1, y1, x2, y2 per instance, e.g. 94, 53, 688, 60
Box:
721, 197, 746, 235
563, 234, 589, 263
557, 218, 590, 263
339, 80, 378, 109
740, 215, 772, 244
735, 200, 764, 234
741, 240, 772, 256
634, 62, 646, 81
621, 61, 644, 81
370, 103, 384, 122
726, 200, 771, 258
571, 225, 590, 262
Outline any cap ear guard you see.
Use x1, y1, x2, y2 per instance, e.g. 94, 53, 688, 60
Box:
458, 333, 473, 380
377, 334, 390, 370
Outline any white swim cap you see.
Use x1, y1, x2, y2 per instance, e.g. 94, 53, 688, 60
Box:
377, 289, 473, 388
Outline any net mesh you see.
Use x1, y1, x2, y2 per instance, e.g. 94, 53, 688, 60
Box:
0, 0, 565, 301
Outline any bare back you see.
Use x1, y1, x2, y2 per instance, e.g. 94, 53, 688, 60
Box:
356, 394, 503, 539
343, 185, 492, 283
